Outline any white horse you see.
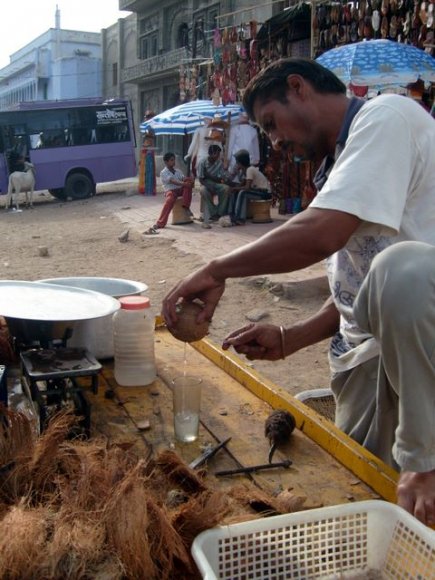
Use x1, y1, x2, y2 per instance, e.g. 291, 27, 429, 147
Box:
5, 162, 36, 210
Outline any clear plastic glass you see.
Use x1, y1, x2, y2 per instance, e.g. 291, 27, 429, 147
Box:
172, 376, 202, 442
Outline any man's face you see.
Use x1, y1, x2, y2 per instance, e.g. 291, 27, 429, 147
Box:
253, 92, 317, 162
208, 150, 221, 162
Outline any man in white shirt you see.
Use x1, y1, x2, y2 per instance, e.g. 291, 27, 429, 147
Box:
185, 118, 222, 178
162, 58, 435, 526
230, 149, 271, 224
226, 112, 260, 172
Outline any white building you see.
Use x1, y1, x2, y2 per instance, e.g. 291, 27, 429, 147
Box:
0, 8, 102, 110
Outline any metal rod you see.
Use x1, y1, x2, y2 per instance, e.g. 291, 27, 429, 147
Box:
198, 420, 263, 489
214, 459, 292, 477
189, 436, 232, 469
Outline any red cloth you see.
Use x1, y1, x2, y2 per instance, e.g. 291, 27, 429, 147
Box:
349, 83, 368, 97
155, 184, 192, 228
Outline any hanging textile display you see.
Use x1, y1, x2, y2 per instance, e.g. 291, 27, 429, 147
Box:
138, 111, 157, 196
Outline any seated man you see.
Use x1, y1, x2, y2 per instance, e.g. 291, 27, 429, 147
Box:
149, 151, 193, 233
230, 149, 271, 225
197, 144, 231, 229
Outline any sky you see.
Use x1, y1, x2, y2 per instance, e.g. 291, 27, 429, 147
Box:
0, 0, 131, 69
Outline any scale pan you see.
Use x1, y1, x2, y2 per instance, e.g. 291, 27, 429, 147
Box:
0, 280, 120, 322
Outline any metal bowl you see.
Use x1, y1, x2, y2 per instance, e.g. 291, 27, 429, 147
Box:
0, 280, 120, 348
37, 277, 148, 359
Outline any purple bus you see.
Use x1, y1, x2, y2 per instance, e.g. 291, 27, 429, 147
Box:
0, 98, 137, 200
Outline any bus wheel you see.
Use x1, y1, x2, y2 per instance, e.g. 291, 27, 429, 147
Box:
65, 173, 94, 200
49, 188, 66, 200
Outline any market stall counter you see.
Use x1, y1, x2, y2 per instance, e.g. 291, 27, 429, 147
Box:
87, 323, 397, 506
0, 321, 407, 578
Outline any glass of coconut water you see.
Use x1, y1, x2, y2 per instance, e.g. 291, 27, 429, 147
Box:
172, 376, 203, 442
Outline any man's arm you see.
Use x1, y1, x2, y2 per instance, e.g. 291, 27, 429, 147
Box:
168, 175, 185, 187
222, 297, 339, 361
283, 296, 339, 355
210, 207, 360, 280
163, 207, 361, 325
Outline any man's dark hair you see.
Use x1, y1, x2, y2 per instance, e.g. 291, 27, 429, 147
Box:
163, 152, 175, 162
234, 149, 250, 168
208, 144, 221, 155
243, 58, 346, 120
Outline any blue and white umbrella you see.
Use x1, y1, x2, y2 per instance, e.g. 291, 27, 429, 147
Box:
140, 100, 244, 135
316, 39, 435, 87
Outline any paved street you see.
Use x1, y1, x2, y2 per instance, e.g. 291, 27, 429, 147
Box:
97, 177, 327, 288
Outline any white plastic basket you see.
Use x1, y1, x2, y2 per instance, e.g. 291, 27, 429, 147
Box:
192, 500, 435, 579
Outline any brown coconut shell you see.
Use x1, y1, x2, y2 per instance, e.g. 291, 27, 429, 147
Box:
168, 302, 209, 343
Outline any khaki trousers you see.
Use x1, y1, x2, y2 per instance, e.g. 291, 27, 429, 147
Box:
332, 241, 435, 473
200, 181, 230, 222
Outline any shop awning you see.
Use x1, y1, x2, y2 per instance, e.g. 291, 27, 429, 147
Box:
256, 3, 311, 43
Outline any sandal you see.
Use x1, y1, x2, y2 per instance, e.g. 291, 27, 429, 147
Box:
143, 226, 160, 235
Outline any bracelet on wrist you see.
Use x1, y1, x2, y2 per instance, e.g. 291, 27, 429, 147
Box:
279, 325, 286, 359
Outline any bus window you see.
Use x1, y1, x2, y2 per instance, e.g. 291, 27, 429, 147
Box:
0, 98, 137, 199
30, 133, 44, 149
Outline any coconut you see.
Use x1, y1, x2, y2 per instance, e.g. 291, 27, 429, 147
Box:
168, 302, 209, 343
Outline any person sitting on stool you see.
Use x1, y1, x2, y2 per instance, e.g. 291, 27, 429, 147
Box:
152, 152, 194, 231
197, 144, 231, 229
230, 149, 271, 225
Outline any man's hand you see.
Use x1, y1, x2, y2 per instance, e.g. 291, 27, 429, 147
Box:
397, 469, 435, 526
162, 265, 226, 328
222, 323, 284, 361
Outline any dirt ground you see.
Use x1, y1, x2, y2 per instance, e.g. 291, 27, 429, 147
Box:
0, 188, 332, 397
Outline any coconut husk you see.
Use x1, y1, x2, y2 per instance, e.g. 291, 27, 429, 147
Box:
46, 514, 108, 578
2, 411, 76, 504
155, 449, 208, 493
275, 488, 307, 513
104, 461, 192, 580
0, 407, 37, 503
27, 411, 76, 487
227, 483, 307, 517
0, 410, 311, 579
104, 462, 156, 578
171, 490, 230, 549
56, 440, 141, 513
0, 405, 34, 466
145, 497, 194, 579
0, 502, 49, 579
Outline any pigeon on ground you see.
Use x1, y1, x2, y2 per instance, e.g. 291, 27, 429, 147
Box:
118, 229, 129, 243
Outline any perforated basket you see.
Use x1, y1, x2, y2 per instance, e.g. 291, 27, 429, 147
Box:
192, 500, 435, 579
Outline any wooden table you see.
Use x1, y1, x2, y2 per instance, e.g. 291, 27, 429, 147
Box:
86, 326, 398, 507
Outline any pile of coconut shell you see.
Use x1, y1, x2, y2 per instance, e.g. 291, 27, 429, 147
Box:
0, 408, 308, 579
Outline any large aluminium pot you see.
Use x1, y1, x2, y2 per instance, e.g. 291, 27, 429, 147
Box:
38, 277, 148, 359
0, 280, 120, 348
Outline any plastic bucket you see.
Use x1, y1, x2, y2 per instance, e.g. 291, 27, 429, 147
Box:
38, 277, 148, 359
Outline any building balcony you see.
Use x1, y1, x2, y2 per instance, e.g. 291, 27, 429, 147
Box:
121, 47, 190, 83
119, 0, 148, 12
